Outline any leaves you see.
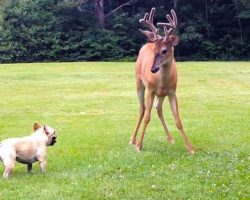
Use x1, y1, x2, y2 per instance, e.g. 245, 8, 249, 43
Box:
0, 0, 249, 62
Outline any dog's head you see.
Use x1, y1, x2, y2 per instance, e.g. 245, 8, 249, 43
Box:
33, 123, 57, 146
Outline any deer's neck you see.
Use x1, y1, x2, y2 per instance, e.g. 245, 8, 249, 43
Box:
159, 57, 174, 84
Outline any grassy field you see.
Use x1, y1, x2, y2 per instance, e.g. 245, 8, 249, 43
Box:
0, 62, 249, 199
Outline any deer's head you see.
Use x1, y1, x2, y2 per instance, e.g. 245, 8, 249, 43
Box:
139, 8, 179, 73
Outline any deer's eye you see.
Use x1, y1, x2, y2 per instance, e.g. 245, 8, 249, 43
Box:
161, 49, 167, 55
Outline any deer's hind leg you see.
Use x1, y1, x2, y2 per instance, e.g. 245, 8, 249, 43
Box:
129, 80, 145, 145
169, 93, 194, 154
156, 97, 174, 143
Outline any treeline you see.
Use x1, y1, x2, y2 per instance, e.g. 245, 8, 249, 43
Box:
0, 0, 249, 63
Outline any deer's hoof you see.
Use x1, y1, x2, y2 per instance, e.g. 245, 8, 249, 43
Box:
136, 143, 142, 152
189, 149, 195, 155
167, 136, 174, 144
187, 146, 195, 155
129, 138, 136, 145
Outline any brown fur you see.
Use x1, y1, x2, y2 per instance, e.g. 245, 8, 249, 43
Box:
33, 122, 41, 131
129, 38, 194, 154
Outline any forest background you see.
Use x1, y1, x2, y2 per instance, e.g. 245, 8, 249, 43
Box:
0, 0, 249, 63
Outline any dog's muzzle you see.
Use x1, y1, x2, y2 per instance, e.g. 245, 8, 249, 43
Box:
50, 136, 57, 146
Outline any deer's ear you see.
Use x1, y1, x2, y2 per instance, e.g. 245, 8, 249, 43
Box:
139, 29, 156, 42
33, 122, 41, 131
169, 35, 180, 46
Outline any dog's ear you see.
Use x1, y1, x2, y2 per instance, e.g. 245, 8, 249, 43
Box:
33, 122, 41, 131
44, 125, 49, 135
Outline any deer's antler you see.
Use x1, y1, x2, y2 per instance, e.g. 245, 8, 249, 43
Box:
157, 10, 178, 42
139, 7, 161, 41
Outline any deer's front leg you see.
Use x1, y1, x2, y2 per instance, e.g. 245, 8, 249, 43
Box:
169, 94, 194, 154
129, 84, 145, 145
136, 91, 154, 151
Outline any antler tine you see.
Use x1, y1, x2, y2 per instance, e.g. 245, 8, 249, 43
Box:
139, 7, 160, 40
163, 26, 173, 41
157, 10, 177, 28
171, 9, 177, 26
139, 13, 149, 24
166, 14, 175, 27
148, 7, 155, 22
157, 9, 178, 42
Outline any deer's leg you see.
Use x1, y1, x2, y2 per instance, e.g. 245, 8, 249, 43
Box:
136, 91, 154, 151
129, 82, 145, 145
169, 94, 194, 154
156, 97, 174, 143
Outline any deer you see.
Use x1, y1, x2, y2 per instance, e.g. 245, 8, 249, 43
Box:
129, 7, 194, 154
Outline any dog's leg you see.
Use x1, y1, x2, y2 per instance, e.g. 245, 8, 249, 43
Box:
3, 162, 15, 179
37, 156, 47, 173
27, 164, 32, 173
39, 160, 46, 173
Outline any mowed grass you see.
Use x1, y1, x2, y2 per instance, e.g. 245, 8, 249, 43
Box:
0, 62, 249, 199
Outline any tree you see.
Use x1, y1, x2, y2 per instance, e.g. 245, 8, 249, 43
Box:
0, 0, 249, 62
79, 0, 136, 28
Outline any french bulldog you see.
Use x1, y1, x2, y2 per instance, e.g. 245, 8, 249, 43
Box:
0, 122, 57, 178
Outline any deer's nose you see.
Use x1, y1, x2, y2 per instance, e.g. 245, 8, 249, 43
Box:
151, 53, 160, 73
151, 67, 160, 73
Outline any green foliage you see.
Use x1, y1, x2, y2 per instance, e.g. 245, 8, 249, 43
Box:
0, 0, 126, 62
0, 0, 249, 62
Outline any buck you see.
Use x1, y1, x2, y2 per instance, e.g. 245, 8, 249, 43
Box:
129, 7, 194, 154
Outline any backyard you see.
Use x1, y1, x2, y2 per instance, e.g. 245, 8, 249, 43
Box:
0, 62, 249, 199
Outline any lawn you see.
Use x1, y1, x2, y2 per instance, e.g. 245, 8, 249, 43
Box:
0, 62, 249, 199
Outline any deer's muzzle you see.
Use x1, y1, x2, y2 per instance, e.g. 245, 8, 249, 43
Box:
151, 67, 159, 73
151, 54, 160, 73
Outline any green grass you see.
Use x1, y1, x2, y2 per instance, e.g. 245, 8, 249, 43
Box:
0, 62, 249, 199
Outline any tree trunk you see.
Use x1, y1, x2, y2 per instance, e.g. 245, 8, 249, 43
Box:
95, 0, 105, 28
93, 0, 136, 28
205, 0, 210, 38
233, 0, 243, 41
173, 0, 178, 9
